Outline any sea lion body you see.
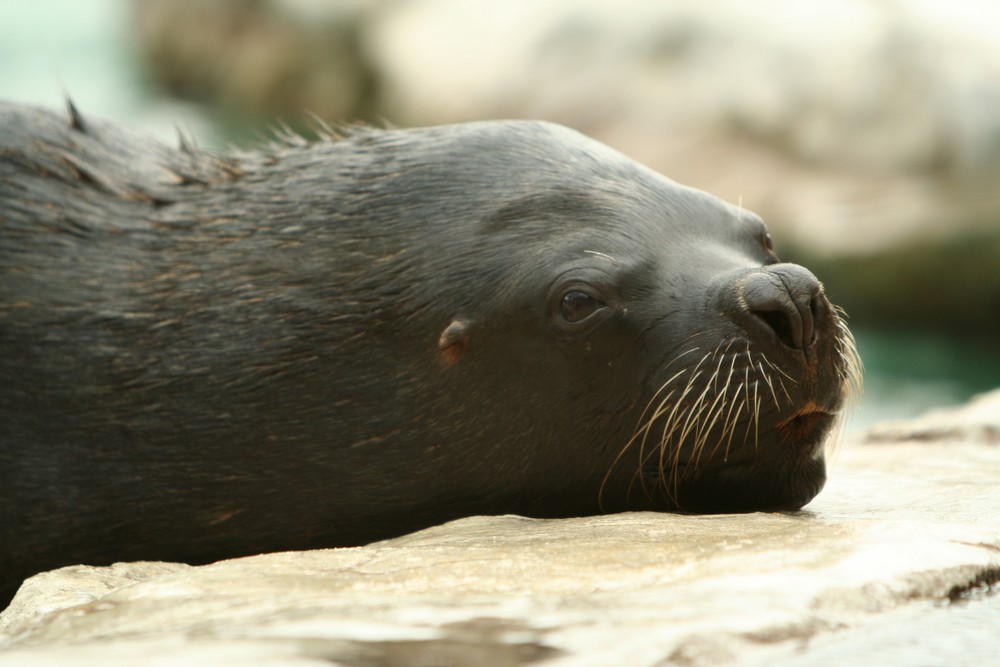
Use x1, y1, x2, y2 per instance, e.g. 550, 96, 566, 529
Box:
0, 102, 859, 606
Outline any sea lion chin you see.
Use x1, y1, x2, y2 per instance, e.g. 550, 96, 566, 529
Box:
0, 101, 861, 607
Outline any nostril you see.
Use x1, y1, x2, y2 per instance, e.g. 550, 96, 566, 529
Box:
750, 307, 811, 349
752, 306, 800, 350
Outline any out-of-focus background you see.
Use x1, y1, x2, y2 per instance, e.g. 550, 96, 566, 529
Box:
3, 0, 998, 431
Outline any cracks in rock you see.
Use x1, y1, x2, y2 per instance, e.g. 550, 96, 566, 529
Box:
947, 565, 1000, 604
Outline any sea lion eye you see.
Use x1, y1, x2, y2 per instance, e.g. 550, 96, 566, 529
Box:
560, 290, 604, 323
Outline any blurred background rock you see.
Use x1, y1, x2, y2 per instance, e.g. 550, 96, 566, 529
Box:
2, 0, 998, 429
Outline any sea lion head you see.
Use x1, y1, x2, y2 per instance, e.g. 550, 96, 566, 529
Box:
402, 121, 861, 514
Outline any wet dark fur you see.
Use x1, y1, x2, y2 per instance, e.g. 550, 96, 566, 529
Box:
0, 102, 858, 607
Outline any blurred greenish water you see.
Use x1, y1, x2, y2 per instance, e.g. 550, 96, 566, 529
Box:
849, 328, 1000, 431
2, 0, 997, 431
0, 0, 221, 144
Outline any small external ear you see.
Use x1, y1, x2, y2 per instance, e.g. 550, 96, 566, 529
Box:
438, 319, 472, 366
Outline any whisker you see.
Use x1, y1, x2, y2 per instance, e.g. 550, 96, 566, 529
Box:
769, 361, 799, 385
723, 396, 746, 462
702, 354, 737, 463
777, 375, 793, 406
752, 383, 761, 453
758, 360, 780, 410
599, 346, 704, 507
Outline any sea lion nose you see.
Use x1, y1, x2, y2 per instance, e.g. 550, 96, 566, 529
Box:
736, 264, 822, 351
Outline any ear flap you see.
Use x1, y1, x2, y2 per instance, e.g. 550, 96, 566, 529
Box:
438, 319, 472, 366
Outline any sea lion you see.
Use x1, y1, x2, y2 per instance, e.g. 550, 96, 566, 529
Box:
0, 101, 861, 607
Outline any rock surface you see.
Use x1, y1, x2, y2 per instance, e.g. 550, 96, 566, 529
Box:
2, 390, 999, 666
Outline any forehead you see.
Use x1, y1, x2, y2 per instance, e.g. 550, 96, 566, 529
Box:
479, 165, 758, 252
389, 120, 768, 261
470, 121, 762, 232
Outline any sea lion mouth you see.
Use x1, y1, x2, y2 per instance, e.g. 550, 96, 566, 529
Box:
601, 314, 861, 513
628, 403, 838, 513
644, 405, 836, 475
774, 402, 837, 455
618, 397, 843, 513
